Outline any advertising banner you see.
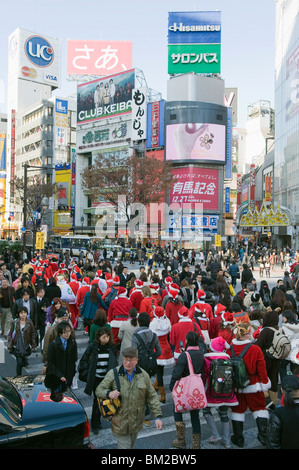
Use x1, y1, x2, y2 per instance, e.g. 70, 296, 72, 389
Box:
168, 43, 221, 74
8, 28, 61, 89
146, 100, 165, 148
225, 107, 232, 179
168, 11, 221, 44
0, 134, 6, 171
166, 122, 226, 163
131, 87, 147, 141
168, 213, 219, 233
67, 40, 132, 76
76, 121, 130, 152
77, 69, 135, 124
265, 176, 272, 201
10, 110, 16, 198
170, 167, 219, 210
225, 187, 230, 213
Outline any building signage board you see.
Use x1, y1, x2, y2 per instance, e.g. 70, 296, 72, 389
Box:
170, 167, 219, 211
8, 28, 61, 89
131, 87, 147, 141
168, 11, 221, 75
76, 120, 130, 152
146, 100, 165, 148
77, 69, 135, 125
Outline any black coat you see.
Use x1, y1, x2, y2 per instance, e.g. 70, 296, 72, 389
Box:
34, 296, 50, 328
78, 341, 117, 395
169, 347, 205, 391
267, 401, 299, 449
12, 298, 38, 327
45, 284, 61, 303
47, 335, 77, 387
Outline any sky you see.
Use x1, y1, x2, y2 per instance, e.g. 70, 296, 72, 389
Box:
0, 0, 276, 127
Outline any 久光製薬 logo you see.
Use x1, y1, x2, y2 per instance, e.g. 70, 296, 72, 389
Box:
25, 35, 54, 67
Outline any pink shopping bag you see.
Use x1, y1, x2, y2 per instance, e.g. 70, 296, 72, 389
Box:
172, 351, 207, 413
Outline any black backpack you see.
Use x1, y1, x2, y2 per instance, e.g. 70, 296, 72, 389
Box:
230, 343, 252, 389
133, 333, 158, 377
209, 358, 234, 398
105, 287, 118, 307
35, 273, 47, 289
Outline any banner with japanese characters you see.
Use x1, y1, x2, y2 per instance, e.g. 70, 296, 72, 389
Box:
131, 87, 147, 141
170, 167, 219, 211
168, 44, 221, 74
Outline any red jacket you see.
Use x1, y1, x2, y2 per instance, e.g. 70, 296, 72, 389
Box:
76, 285, 91, 308
139, 296, 159, 320
129, 290, 143, 311
189, 301, 213, 320
165, 301, 183, 326
169, 318, 198, 359
108, 297, 133, 327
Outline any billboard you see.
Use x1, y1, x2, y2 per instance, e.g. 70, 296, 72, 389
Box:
77, 69, 135, 124
131, 87, 147, 141
166, 122, 226, 163
67, 40, 132, 76
146, 100, 165, 148
170, 167, 219, 211
0, 134, 6, 170
168, 11, 221, 75
8, 28, 61, 89
76, 121, 131, 152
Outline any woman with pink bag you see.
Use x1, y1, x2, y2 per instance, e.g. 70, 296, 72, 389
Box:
169, 331, 205, 449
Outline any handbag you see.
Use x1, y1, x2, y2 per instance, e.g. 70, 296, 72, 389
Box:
172, 351, 207, 413
97, 368, 121, 421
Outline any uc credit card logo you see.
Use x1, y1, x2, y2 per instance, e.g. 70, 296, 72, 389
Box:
25, 35, 54, 67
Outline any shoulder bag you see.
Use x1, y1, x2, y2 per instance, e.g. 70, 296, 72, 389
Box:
97, 368, 121, 421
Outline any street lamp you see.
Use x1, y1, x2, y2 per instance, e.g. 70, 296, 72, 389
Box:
8, 217, 11, 240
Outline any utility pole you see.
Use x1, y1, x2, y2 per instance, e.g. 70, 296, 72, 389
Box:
23, 163, 28, 252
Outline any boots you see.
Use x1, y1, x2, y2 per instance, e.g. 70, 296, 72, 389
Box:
204, 413, 221, 443
190, 434, 201, 449
231, 420, 244, 448
221, 421, 231, 449
172, 422, 186, 448
256, 417, 268, 447
157, 386, 166, 403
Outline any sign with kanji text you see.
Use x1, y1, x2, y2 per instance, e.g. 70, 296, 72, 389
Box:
215, 234, 221, 246
36, 232, 45, 250
170, 167, 219, 211
131, 87, 147, 141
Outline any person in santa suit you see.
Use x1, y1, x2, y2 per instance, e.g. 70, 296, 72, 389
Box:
170, 306, 203, 361
191, 301, 213, 347
31, 267, 48, 289
139, 286, 159, 321
189, 289, 213, 320
42, 261, 53, 281
150, 306, 174, 403
107, 286, 133, 346
48, 257, 59, 276
164, 284, 183, 326
150, 283, 162, 306
29, 258, 37, 273
218, 311, 236, 344
55, 263, 68, 280
76, 277, 91, 311
129, 279, 144, 311
102, 275, 119, 303
209, 303, 227, 340
68, 273, 81, 328
161, 276, 173, 300
227, 322, 271, 448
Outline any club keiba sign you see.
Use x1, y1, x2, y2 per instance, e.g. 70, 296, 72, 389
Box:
77, 69, 135, 124
170, 167, 219, 211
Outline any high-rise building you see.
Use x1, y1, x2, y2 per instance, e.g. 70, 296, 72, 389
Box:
275, 0, 299, 247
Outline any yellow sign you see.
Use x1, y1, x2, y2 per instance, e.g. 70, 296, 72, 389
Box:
215, 235, 221, 247
36, 232, 45, 250
240, 202, 291, 227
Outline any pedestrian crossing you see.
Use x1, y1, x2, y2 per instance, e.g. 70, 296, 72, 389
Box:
15, 326, 264, 450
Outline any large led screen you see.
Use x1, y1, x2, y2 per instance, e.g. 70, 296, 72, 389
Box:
165, 122, 226, 163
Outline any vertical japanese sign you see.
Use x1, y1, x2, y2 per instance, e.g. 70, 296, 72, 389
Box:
55, 98, 68, 147
146, 100, 164, 148
10, 110, 16, 199
131, 87, 147, 141
225, 187, 230, 213
67, 40, 132, 76
237, 174, 242, 207
250, 164, 255, 210
265, 176, 272, 202
71, 148, 76, 209
0, 134, 6, 170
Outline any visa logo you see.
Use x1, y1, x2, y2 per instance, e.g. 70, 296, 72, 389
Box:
44, 74, 58, 82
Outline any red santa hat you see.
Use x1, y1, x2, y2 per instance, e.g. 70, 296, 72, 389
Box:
221, 311, 235, 325
165, 276, 173, 285
134, 279, 144, 289
210, 337, 230, 352
113, 276, 120, 285
194, 302, 207, 317
153, 306, 165, 318
91, 279, 99, 286
60, 263, 66, 269
70, 273, 77, 281
197, 289, 206, 300
96, 270, 103, 277
105, 273, 112, 280
31, 258, 37, 265
73, 265, 81, 273
106, 277, 114, 285
82, 277, 90, 285
178, 306, 189, 318
168, 283, 179, 299
214, 303, 227, 316
117, 286, 127, 298
150, 283, 159, 293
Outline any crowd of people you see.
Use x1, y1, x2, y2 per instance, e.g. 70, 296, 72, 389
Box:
0, 243, 298, 450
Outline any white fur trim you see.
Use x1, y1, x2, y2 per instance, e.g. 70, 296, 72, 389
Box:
157, 358, 175, 366
236, 379, 272, 394
110, 320, 127, 328
231, 412, 245, 422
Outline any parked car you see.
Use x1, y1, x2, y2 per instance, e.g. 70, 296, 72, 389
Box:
0, 375, 91, 449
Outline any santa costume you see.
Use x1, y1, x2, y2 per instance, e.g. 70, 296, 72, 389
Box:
164, 284, 183, 326
161, 276, 173, 299
227, 329, 271, 448
170, 306, 204, 360
108, 286, 133, 346
150, 306, 174, 403
189, 290, 213, 320
209, 303, 227, 339
191, 301, 211, 346
68, 273, 81, 328
129, 279, 144, 311
218, 311, 236, 344
76, 277, 91, 309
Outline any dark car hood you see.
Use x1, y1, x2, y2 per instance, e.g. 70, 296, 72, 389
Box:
8, 375, 85, 425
